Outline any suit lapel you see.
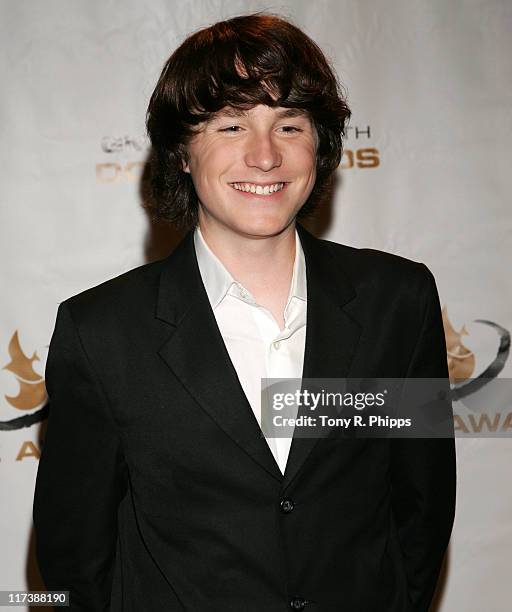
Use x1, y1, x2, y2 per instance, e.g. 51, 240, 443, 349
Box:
156, 231, 283, 482
282, 225, 362, 488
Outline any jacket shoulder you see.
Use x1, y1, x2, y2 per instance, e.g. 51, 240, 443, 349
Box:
320, 237, 434, 290
61, 258, 166, 326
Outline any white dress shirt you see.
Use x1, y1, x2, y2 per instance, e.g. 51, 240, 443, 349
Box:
193, 227, 307, 474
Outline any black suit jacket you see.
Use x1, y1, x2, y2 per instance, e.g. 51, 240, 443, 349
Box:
33, 224, 456, 611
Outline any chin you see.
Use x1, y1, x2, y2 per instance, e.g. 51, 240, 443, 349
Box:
252, 202, 300, 227
235, 213, 295, 238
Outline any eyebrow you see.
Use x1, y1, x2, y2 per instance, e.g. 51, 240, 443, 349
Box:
210, 107, 310, 121
277, 108, 310, 119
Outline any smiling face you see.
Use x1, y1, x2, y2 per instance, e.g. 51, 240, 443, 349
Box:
183, 104, 317, 241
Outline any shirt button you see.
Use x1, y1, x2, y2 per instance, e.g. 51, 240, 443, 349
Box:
290, 597, 307, 610
272, 340, 281, 350
280, 498, 294, 514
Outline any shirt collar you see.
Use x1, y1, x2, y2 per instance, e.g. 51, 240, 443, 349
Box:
194, 226, 307, 311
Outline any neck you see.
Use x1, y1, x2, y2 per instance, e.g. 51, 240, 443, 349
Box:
198, 221, 297, 328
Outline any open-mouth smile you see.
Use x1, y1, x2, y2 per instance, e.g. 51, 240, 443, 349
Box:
229, 182, 287, 196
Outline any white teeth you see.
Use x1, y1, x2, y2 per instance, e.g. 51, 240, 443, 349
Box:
231, 182, 285, 196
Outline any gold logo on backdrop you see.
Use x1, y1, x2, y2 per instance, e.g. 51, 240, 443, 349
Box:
442, 307, 475, 383
340, 125, 379, 168
3, 331, 47, 410
96, 161, 144, 183
444, 308, 510, 435
340, 148, 380, 169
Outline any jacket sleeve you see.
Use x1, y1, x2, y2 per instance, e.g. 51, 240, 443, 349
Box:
390, 266, 456, 612
33, 301, 128, 611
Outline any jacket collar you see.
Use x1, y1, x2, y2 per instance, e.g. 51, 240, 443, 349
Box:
156, 223, 353, 325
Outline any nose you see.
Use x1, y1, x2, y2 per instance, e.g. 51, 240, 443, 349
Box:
244, 131, 282, 172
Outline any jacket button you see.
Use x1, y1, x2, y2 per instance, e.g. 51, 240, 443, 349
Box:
280, 498, 295, 513
290, 597, 306, 610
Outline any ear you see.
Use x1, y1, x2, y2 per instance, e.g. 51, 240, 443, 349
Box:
179, 146, 191, 174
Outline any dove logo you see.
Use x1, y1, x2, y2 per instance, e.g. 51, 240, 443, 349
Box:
442, 308, 510, 400
442, 308, 512, 436
1, 331, 48, 431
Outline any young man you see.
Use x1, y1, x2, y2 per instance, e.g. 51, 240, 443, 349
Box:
33, 14, 456, 612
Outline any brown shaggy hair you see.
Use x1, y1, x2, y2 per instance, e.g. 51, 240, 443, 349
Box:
145, 13, 351, 228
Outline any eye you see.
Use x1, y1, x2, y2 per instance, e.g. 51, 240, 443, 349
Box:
279, 125, 303, 133
219, 125, 243, 133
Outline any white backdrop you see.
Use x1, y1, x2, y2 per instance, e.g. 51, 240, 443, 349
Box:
1, 1, 511, 610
